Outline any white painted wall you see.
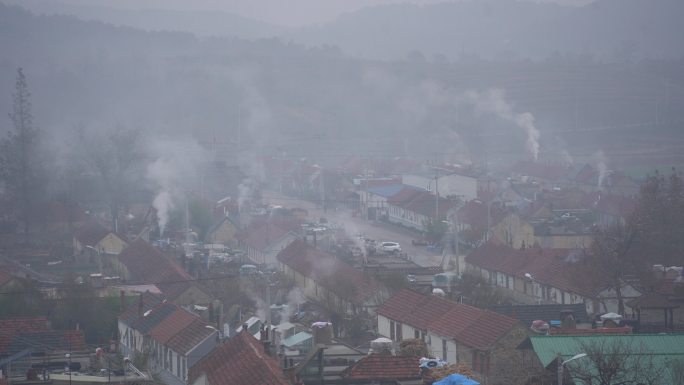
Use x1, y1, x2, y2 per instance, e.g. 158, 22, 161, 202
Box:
403, 174, 477, 201
426, 332, 458, 364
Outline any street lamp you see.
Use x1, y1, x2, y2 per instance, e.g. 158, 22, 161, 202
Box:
65, 353, 72, 385
524, 273, 541, 304
205, 325, 223, 342
86, 245, 102, 273
557, 353, 587, 385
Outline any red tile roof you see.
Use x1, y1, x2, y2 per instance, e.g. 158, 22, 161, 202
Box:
340, 355, 421, 380
389, 189, 456, 219
74, 220, 113, 246
149, 306, 199, 344
512, 161, 570, 181
456, 200, 507, 229
241, 223, 294, 252
165, 318, 215, 355
0, 316, 50, 333
0, 317, 87, 355
146, 305, 214, 355
359, 178, 403, 189
277, 240, 383, 305
574, 164, 598, 185
377, 290, 519, 350
117, 239, 191, 287
0, 269, 14, 287
466, 243, 590, 296
589, 192, 636, 218
188, 331, 290, 385
119, 291, 164, 325
387, 188, 423, 206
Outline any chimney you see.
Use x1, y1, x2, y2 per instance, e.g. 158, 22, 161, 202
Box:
137, 293, 143, 318
560, 309, 576, 329
311, 322, 332, 346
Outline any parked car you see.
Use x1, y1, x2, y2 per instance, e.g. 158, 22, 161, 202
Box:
379, 241, 401, 253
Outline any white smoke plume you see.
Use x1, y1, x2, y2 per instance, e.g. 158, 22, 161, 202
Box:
595, 150, 608, 190
279, 287, 306, 323
152, 190, 173, 235
146, 138, 205, 236
465, 89, 541, 161
561, 149, 574, 166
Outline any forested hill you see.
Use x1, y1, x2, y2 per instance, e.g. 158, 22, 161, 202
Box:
0, 3, 682, 169
293, 0, 684, 61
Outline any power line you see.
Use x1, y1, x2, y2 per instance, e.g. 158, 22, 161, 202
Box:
0, 273, 241, 297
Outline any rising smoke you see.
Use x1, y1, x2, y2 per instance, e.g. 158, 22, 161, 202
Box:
594, 150, 608, 190
465, 89, 541, 161
146, 138, 206, 235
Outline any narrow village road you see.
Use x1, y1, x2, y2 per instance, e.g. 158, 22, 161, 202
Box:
261, 190, 444, 267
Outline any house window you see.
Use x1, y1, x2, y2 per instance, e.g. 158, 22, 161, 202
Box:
442, 339, 448, 361
390, 321, 396, 341
472, 351, 489, 375
415, 330, 420, 339
396, 323, 403, 341
182, 358, 186, 380
177, 355, 180, 377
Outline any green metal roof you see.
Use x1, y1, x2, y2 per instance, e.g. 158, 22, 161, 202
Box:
530, 334, 684, 368
529, 334, 684, 385
282, 331, 312, 347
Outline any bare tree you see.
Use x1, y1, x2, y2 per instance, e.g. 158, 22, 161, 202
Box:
568, 339, 665, 385
78, 126, 146, 232
668, 358, 684, 385
585, 223, 639, 315
0, 68, 44, 234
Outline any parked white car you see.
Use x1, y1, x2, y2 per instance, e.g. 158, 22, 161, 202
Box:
379, 241, 401, 253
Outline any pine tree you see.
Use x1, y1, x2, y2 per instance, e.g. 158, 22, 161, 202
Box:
0, 68, 42, 234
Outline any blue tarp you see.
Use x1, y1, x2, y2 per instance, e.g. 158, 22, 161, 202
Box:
433, 373, 480, 385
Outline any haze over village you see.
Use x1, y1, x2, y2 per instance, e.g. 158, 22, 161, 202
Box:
1, 1, 684, 384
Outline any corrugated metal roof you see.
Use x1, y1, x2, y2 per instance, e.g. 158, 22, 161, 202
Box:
365, 184, 412, 198
282, 331, 312, 347
529, 334, 684, 368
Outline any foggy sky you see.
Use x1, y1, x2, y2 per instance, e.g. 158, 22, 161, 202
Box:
35, 0, 594, 27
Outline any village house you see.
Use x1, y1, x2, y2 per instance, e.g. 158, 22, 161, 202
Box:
359, 184, 415, 221
387, 188, 457, 231
339, 354, 423, 384
465, 243, 641, 316
488, 212, 535, 249
73, 220, 128, 256
403, 168, 478, 201
188, 329, 292, 385
572, 164, 640, 196
113, 239, 213, 308
204, 215, 240, 248
33, 201, 87, 233
277, 240, 388, 316
0, 316, 88, 373
237, 222, 299, 266
0, 269, 20, 292
117, 293, 218, 385
376, 289, 526, 385
508, 161, 573, 191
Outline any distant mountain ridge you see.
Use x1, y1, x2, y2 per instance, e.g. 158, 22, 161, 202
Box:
4, 0, 682, 61
1, 0, 284, 39
291, 0, 684, 60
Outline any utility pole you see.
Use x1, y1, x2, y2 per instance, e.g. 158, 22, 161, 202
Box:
434, 171, 439, 220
